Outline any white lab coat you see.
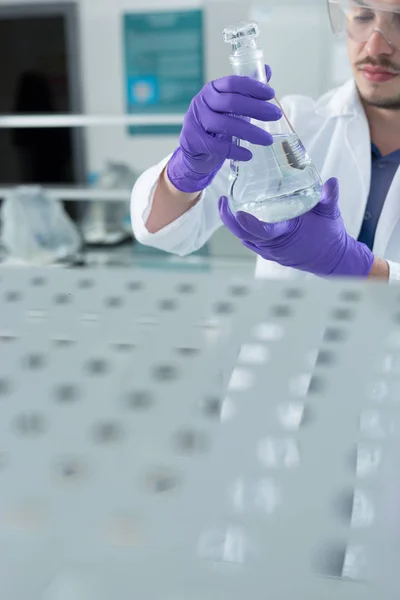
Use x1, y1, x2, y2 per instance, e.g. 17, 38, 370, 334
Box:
131, 79, 400, 283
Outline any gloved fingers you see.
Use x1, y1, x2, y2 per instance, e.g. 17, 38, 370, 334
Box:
218, 196, 258, 241
219, 197, 274, 243
204, 113, 273, 147
265, 64, 272, 82
219, 197, 295, 245
227, 143, 254, 162
319, 177, 340, 206
206, 87, 282, 123
312, 177, 341, 218
242, 240, 260, 254
235, 210, 291, 241
208, 135, 253, 162
212, 76, 275, 101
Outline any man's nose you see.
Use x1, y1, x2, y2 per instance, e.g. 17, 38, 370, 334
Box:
366, 28, 395, 57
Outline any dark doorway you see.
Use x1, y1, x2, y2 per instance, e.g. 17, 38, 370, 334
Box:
0, 3, 85, 197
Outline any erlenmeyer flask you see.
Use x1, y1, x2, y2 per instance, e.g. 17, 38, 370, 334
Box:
223, 22, 323, 223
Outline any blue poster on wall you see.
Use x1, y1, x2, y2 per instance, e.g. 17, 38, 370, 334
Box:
123, 9, 204, 136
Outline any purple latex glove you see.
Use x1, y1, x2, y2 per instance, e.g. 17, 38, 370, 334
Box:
167, 66, 282, 193
219, 178, 375, 278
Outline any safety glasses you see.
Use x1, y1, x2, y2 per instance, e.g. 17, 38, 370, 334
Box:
328, 0, 400, 49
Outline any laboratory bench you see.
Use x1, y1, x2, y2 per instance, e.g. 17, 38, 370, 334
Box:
0, 264, 398, 599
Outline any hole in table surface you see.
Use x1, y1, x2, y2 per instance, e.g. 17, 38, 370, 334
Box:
54, 459, 87, 483
340, 290, 362, 303
86, 358, 110, 376
332, 308, 355, 322
229, 284, 249, 297
14, 413, 46, 436
323, 327, 347, 343
78, 278, 95, 289
315, 350, 336, 367
214, 302, 235, 315
200, 396, 222, 418
313, 542, 348, 578
176, 283, 195, 294
146, 468, 182, 494
23, 353, 46, 370
334, 490, 356, 524
152, 364, 179, 382
31, 276, 47, 287
106, 296, 123, 308
53, 338, 76, 348
308, 375, 326, 394
393, 312, 400, 325
4, 291, 22, 303
271, 305, 292, 318
0, 334, 17, 343
126, 390, 154, 411
92, 422, 123, 444
159, 299, 178, 312
173, 429, 208, 456
54, 293, 72, 306
126, 281, 144, 292
54, 384, 80, 403
175, 347, 200, 358
0, 379, 12, 397
112, 342, 136, 353
284, 287, 304, 300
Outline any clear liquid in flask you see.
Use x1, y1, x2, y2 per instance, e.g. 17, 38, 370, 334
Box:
229, 132, 323, 223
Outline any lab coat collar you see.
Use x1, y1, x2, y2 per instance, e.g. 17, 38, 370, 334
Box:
315, 79, 365, 119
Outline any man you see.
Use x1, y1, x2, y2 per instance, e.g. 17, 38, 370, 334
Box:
131, 0, 400, 282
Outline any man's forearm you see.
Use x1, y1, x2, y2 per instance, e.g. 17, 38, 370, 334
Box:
368, 257, 390, 281
145, 167, 201, 234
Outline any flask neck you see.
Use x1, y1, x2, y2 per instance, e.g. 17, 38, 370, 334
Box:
229, 48, 294, 134
229, 48, 266, 82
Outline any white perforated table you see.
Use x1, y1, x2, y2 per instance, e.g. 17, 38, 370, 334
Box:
0, 268, 398, 599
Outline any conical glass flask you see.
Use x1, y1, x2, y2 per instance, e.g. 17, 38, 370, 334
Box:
223, 22, 323, 223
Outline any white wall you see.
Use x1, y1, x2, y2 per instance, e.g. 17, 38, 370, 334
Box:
0, 0, 350, 178
207, 1, 331, 99
79, 0, 204, 176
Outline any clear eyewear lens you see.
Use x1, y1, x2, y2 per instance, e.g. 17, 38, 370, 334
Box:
328, 0, 346, 35
328, 0, 400, 49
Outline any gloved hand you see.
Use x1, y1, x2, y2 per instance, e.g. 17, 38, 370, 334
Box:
219, 178, 375, 278
167, 66, 282, 193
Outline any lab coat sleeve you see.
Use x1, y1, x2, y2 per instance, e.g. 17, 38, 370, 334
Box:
387, 261, 400, 284
130, 154, 229, 256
